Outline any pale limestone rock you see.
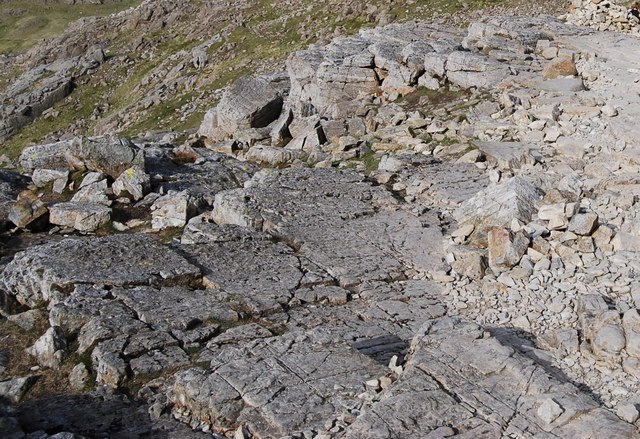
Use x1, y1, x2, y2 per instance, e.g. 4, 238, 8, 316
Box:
488, 227, 529, 272
26, 326, 67, 369
112, 166, 150, 201
49, 202, 111, 232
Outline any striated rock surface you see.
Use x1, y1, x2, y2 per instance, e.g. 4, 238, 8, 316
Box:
4, 6, 640, 439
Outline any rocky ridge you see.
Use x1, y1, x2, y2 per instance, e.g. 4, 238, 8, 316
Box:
3, 3, 640, 439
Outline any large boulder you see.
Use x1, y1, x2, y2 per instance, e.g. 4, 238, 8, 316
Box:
65, 135, 144, 179
49, 202, 111, 232
199, 76, 285, 142
19, 135, 144, 179
454, 177, 541, 244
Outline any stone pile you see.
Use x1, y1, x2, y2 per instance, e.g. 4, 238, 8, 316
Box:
5, 8, 640, 439
566, 0, 640, 34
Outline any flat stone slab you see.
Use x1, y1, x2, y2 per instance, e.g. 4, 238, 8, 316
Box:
375, 154, 489, 208
49, 201, 111, 232
538, 77, 585, 93
113, 286, 239, 330
2, 233, 201, 307
474, 141, 538, 170
213, 168, 443, 287
182, 240, 304, 316
167, 324, 390, 437
344, 316, 639, 438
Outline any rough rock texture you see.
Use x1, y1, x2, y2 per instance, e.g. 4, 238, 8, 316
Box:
19, 135, 144, 178
5, 7, 640, 439
2, 233, 200, 307
48, 201, 111, 232
345, 317, 637, 438
213, 168, 443, 287
454, 177, 541, 240
199, 75, 286, 142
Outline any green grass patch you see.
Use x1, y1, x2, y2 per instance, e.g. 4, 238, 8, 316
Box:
0, 0, 141, 54
0, 76, 111, 160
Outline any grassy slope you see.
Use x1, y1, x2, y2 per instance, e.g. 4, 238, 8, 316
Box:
0, 0, 141, 54
0, 0, 562, 160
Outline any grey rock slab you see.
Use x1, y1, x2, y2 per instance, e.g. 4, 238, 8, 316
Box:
376, 154, 488, 208
181, 215, 268, 245
0, 376, 38, 403
244, 144, 308, 167
64, 135, 144, 179
538, 77, 585, 93
2, 233, 200, 307
446, 51, 511, 89
92, 338, 128, 387
112, 286, 239, 331
19, 140, 73, 174
48, 202, 111, 232
150, 152, 257, 207
70, 179, 110, 206
167, 324, 389, 437
568, 212, 598, 236
286, 44, 379, 118
20, 136, 144, 179
345, 316, 638, 438
49, 284, 138, 338
151, 191, 198, 231
182, 240, 303, 316
474, 141, 538, 170
31, 169, 69, 190
199, 76, 284, 141
129, 346, 191, 377
213, 168, 443, 288
76, 309, 147, 356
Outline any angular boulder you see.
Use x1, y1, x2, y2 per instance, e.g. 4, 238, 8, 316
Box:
446, 51, 511, 89
454, 177, 540, 241
49, 202, 111, 232
199, 76, 284, 142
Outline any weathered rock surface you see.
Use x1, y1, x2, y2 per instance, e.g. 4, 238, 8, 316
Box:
213, 168, 443, 287
2, 233, 200, 307
19, 135, 144, 179
49, 202, 111, 232
199, 76, 286, 142
5, 7, 640, 439
345, 317, 638, 438
454, 177, 541, 240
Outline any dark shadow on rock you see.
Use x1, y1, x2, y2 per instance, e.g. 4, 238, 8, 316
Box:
14, 390, 209, 438
488, 326, 603, 404
353, 334, 409, 366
